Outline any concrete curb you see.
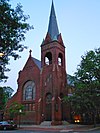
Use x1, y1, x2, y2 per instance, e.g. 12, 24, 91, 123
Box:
20, 125, 100, 132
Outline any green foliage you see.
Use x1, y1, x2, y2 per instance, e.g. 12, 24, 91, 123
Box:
0, 86, 14, 111
0, 0, 33, 82
65, 48, 100, 124
74, 48, 100, 111
8, 102, 24, 119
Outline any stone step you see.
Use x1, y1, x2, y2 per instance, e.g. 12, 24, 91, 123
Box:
40, 121, 51, 126
40, 121, 70, 126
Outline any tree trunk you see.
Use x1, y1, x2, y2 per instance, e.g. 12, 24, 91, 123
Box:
93, 111, 96, 128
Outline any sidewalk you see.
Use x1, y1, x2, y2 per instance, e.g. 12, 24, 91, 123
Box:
20, 121, 100, 132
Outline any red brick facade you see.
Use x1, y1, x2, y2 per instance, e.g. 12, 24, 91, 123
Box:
7, 1, 71, 125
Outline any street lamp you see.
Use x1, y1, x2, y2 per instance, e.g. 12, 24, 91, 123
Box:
19, 109, 22, 128
0, 52, 5, 64
0, 53, 4, 57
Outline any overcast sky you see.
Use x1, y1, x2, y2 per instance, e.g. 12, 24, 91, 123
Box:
1, 0, 100, 93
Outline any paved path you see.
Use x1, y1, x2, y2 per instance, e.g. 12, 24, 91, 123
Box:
20, 121, 100, 132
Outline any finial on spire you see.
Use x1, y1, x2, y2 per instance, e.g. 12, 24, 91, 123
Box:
29, 49, 32, 57
52, 0, 54, 5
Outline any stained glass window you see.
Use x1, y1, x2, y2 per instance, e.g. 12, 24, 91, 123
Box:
23, 81, 35, 101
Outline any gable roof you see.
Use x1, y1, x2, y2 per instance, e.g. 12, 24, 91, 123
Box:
67, 74, 75, 86
32, 57, 41, 70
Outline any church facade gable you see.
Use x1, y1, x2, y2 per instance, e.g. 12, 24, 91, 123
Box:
6, 55, 41, 124
17, 56, 41, 124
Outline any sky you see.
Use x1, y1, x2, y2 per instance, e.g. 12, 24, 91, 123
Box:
1, 0, 100, 93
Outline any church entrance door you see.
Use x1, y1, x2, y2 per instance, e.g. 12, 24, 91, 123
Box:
45, 103, 52, 121
45, 93, 52, 121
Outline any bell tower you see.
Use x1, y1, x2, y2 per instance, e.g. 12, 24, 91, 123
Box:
41, 1, 67, 125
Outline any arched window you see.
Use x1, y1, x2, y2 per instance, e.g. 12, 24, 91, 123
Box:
58, 53, 63, 66
23, 81, 36, 101
45, 52, 52, 65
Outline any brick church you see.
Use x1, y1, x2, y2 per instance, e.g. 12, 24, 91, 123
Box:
7, 1, 71, 125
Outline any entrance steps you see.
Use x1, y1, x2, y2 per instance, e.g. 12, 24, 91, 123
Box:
40, 121, 69, 126
40, 121, 51, 126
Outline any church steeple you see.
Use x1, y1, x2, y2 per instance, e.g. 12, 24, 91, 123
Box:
41, 1, 67, 125
48, 0, 59, 40
41, 1, 64, 46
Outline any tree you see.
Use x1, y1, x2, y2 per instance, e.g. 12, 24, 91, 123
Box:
0, 86, 14, 109
0, 0, 33, 82
0, 87, 4, 110
0, 86, 14, 120
8, 102, 24, 121
65, 48, 100, 126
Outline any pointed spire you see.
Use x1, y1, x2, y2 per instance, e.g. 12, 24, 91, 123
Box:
48, 0, 59, 40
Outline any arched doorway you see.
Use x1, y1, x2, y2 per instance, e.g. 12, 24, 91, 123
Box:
60, 93, 65, 120
45, 93, 52, 121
